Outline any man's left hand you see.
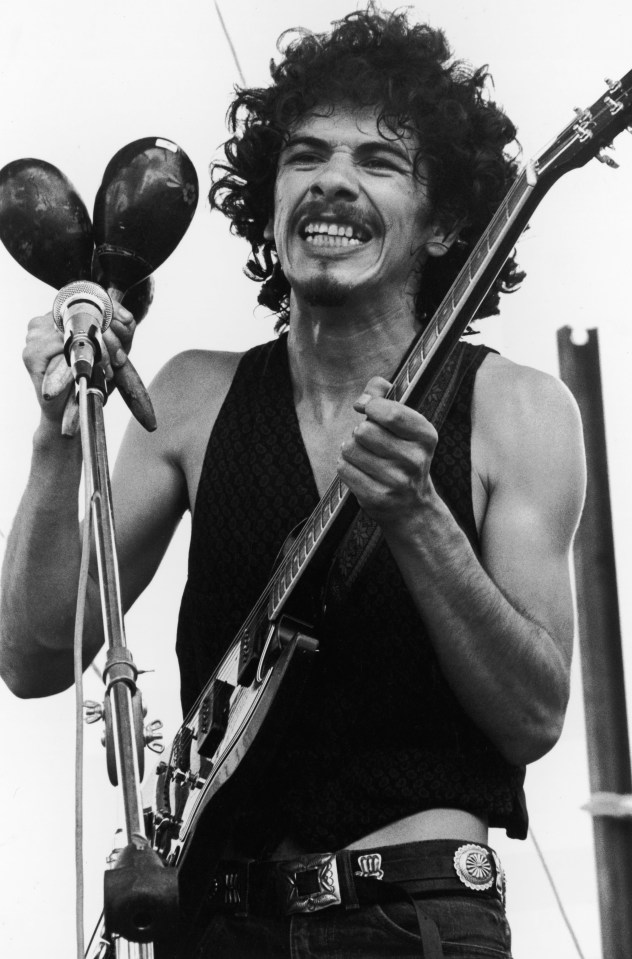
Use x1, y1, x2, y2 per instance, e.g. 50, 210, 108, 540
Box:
337, 376, 438, 529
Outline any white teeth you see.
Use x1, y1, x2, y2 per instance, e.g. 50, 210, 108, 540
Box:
305, 234, 362, 247
302, 220, 366, 241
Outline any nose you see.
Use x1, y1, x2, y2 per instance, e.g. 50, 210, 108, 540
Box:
309, 155, 360, 202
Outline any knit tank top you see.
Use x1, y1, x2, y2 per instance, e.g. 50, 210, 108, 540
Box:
176, 334, 528, 852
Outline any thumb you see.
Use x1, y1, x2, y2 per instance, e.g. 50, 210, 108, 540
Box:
353, 375, 392, 414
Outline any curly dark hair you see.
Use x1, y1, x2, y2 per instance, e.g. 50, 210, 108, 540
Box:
209, 4, 525, 330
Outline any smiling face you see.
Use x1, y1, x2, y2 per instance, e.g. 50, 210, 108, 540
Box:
268, 102, 450, 320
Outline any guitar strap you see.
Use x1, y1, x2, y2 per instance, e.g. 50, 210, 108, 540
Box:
323, 341, 488, 609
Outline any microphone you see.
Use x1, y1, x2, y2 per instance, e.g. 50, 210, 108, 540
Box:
52, 280, 113, 382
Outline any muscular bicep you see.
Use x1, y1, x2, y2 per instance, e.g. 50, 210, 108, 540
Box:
107, 417, 187, 612
475, 365, 586, 661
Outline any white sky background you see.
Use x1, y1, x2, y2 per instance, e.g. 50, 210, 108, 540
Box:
0, 1, 631, 956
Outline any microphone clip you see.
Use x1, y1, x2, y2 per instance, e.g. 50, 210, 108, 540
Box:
52, 281, 113, 383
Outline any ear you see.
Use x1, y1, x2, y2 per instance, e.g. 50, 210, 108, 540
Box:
425, 224, 460, 258
263, 217, 275, 242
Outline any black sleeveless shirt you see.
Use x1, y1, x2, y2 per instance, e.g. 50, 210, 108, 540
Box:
176, 334, 528, 852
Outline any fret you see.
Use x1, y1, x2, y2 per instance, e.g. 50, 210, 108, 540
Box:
433, 302, 451, 333
305, 524, 314, 552
329, 480, 341, 509
452, 267, 471, 305
291, 551, 300, 577
298, 535, 307, 565
408, 344, 422, 376
507, 175, 528, 215
487, 204, 509, 247
275, 576, 286, 606
391, 377, 406, 403
419, 324, 436, 361
470, 238, 489, 273
277, 579, 288, 608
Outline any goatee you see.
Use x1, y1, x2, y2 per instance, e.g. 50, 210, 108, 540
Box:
302, 276, 349, 308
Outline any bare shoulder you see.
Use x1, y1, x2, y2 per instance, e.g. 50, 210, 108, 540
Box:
472, 352, 586, 527
117, 348, 245, 512
473, 352, 581, 434
148, 348, 244, 434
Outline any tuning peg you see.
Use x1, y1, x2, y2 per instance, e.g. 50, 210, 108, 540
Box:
605, 78, 622, 93
83, 700, 104, 724
144, 718, 165, 754
573, 108, 594, 142
597, 147, 620, 168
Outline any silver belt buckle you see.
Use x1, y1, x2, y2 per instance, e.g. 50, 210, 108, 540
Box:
278, 852, 342, 914
453, 843, 496, 893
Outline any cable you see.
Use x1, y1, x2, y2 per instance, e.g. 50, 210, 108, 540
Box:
74, 380, 95, 959
529, 826, 587, 959
213, 0, 247, 86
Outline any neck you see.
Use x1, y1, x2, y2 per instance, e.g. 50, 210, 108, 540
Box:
286, 294, 420, 416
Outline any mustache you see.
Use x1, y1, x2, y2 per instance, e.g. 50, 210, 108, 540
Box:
295, 201, 376, 236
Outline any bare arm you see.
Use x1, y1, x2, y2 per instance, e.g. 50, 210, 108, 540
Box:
338, 356, 586, 766
0, 311, 188, 697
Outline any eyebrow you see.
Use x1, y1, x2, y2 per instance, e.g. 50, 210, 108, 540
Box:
281, 135, 413, 165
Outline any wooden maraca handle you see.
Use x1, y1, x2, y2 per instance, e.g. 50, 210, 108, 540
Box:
39, 354, 78, 437
41, 353, 73, 401
106, 285, 157, 433
110, 357, 157, 432
42, 352, 157, 437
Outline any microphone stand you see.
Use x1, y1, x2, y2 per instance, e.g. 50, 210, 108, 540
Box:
78, 366, 178, 958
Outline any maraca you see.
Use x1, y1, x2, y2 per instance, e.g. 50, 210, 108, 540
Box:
94, 137, 198, 294
91, 137, 198, 429
0, 158, 93, 287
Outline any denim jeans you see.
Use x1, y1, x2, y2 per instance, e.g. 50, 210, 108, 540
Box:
194, 893, 512, 958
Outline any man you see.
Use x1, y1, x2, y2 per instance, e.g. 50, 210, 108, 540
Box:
0, 7, 585, 958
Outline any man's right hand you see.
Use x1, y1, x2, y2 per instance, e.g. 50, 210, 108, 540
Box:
22, 301, 137, 427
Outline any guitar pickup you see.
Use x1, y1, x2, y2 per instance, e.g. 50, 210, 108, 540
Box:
237, 621, 268, 687
197, 679, 234, 758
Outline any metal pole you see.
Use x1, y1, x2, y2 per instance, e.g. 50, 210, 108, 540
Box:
557, 326, 632, 959
79, 383, 178, 952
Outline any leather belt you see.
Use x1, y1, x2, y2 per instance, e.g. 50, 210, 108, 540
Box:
205, 839, 505, 918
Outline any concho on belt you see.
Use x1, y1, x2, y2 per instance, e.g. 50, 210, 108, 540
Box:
453, 843, 495, 892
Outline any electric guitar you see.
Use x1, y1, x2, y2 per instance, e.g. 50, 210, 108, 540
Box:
88, 70, 632, 958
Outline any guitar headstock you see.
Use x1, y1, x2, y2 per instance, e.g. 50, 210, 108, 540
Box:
534, 71, 632, 182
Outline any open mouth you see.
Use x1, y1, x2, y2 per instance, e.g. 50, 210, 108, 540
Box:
300, 220, 371, 248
